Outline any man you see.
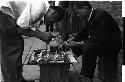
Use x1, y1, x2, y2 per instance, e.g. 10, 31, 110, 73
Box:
68, 1, 122, 82
0, 0, 64, 82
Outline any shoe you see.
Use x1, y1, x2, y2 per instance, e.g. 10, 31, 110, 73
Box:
21, 78, 35, 82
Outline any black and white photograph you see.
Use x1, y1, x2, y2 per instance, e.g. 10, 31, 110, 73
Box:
0, 0, 123, 82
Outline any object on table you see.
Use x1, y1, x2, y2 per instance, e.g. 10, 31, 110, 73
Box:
28, 41, 77, 64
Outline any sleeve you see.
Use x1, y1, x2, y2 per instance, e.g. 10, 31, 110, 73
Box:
16, 3, 31, 29
0, 12, 18, 34
73, 27, 88, 42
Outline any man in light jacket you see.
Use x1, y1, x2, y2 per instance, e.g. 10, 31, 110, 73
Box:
0, 0, 64, 82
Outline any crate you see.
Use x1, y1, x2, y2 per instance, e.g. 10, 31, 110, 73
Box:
39, 62, 70, 82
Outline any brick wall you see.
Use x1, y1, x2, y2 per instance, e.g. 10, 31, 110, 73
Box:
90, 1, 123, 27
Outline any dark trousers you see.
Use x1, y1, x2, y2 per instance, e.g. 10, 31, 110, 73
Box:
98, 56, 118, 82
72, 42, 121, 81
1, 38, 24, 82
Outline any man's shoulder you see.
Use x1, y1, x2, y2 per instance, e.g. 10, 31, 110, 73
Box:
94, 8, 108, 15
93, 8, 111, 19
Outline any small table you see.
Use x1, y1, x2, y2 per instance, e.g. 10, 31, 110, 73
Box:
28, 49, 76, 82
39, 62, 70, 82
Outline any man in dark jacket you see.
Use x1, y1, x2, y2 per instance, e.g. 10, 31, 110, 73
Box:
68, 1, 122, 82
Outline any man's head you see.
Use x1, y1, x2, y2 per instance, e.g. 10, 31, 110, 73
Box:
48, 1, 55, 6
76, 1, 92, 20
44, 6, 65, 24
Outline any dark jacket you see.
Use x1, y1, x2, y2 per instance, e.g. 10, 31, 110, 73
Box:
0, 11, 24, 79
0, 11, 24, 55
74, 9, 122, 47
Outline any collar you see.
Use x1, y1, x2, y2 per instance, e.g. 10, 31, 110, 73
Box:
87, 8, 93, 21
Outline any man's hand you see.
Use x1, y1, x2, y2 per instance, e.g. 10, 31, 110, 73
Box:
38, 32, 54, 44
67, 37, 75, 42
68, 41, 84, 47
68, 41, 77, 47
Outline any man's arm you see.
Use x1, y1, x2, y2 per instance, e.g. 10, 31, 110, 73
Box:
0, 11, 53, 43
17, 26, 53, 43
73, 27, 88, 42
